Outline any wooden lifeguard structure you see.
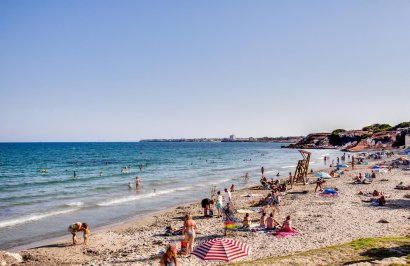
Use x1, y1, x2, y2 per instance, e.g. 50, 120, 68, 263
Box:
290, 150, 311, 187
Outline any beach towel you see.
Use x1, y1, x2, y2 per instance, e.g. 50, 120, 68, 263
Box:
224, 221, 241, 229
275, 229, 298, 238
318, 192, 338, 197
323, 189, 337, 194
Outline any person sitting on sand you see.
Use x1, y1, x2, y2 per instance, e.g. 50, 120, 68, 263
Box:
183, 214, 197, 256
315, 178, 325, 192
259, 193, 272, 206
276, 183, 287, 193
201, 198, 214, 217
280, 215, 293, 232
362, 193, 386, 206
260, 212, 267, 227
353, 173, 366, 183
395, 182, 410, 190
260, 176, 269, 189
68, 222, 88, 245
160, 244, 178, 266
242, 213, 251, 228
216, 191, 223, 218
266, 213, 281, 230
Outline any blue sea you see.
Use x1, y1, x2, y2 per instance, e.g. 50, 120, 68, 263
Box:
0, 142, 345, 250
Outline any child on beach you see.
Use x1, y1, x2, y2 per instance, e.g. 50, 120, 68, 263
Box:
230, 184, 235, 192
83, 226, 90, 245
242, 213, 251, 228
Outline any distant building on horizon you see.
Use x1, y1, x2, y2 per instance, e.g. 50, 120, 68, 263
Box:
229, 134, 236, 141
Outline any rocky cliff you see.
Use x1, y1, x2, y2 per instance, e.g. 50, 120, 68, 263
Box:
287, 122, 410, 151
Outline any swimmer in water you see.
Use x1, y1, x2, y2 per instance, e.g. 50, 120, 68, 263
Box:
73, 171, 77, 178
128, 182, 132, 189
135, 176, 141, 189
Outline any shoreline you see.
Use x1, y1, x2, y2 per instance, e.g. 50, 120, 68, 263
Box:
9, 183, 261, 253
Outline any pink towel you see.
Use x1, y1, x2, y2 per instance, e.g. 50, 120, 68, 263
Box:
275, 229, 298, 238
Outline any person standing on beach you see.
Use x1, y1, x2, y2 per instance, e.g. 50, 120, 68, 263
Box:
224, 188, 232, 206
352, 156, 355, 169
216, 191, 223, 218
261, 166, 264, 178
183, 214, 197, 256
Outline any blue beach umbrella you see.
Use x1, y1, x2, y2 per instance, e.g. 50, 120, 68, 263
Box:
315, 172, 331, 179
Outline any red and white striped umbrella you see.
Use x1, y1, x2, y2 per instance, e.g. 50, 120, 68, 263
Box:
192, 238, 251, 262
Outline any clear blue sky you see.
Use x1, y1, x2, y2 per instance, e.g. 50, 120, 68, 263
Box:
1, 1, 409, 142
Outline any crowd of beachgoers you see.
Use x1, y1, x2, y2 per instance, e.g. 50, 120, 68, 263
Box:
1, 150, 410, 266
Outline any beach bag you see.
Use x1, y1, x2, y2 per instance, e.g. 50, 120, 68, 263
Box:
180, 240, 187, 255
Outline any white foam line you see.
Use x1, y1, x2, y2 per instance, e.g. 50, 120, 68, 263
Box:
0, 208, 79, 229
281, 165, 297, 169
97, 188, 178, 206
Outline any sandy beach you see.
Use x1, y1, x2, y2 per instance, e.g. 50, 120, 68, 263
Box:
2, 158, 410, 266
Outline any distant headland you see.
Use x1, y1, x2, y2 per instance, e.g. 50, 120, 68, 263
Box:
139, 135, 303, 143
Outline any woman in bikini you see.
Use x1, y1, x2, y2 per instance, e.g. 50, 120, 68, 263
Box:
183, 214, 197, 256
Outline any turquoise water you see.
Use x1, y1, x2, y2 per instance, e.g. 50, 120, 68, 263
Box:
0, 142, 345, 249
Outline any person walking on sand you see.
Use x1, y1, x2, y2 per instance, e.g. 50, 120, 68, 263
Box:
68, 222, 89, 245
183, 214, 197, 256
261, 166, 264, 178
224, 188, 231, 206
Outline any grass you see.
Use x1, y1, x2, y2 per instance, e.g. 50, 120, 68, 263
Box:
230, 236, 410, 266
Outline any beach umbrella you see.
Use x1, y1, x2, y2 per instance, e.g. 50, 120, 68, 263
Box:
336, 164, 348, 168
315, 172, 331, 179
192, 238, 251, 262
